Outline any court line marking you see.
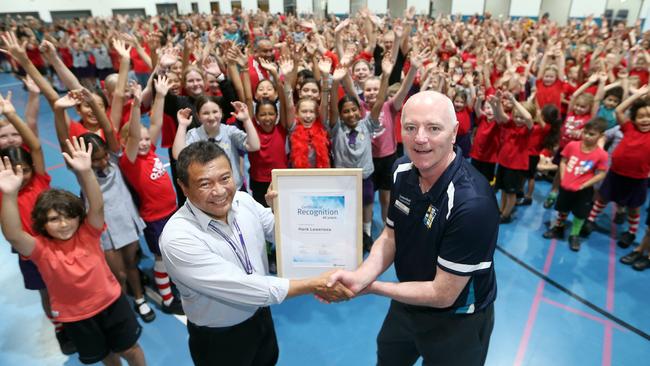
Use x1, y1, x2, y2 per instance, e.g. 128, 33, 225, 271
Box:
496, 244, 650, 342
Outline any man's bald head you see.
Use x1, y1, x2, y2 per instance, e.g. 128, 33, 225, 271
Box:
401, 91, 457, 129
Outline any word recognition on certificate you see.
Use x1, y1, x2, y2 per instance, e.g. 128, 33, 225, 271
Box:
272, 169, 362, 279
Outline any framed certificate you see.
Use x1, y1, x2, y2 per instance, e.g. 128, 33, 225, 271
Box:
271, 168, 363, 279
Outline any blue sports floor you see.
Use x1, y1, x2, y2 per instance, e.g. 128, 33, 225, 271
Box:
0, 72, 649, 365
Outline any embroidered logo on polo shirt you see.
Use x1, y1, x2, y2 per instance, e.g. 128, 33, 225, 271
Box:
423, 204, 438, 229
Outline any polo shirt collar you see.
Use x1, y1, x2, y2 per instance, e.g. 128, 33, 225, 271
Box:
406, 146, 463, 201
198, 125, 223, 142
185, 196, 239, 231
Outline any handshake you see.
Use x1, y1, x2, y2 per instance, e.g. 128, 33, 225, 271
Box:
302, 269, 372, 304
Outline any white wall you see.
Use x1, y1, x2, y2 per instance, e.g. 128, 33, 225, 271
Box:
539, 0, 571, 24
605, 0, 644, 26
452, 0, 485, 15
296, 0, 313, 14
484, 0, 510, 18
368, 0, 389, 15
569, 0, 607, 17
509, 0, 542, 17
407, 0, 429, 15
329, 0, 349, 14
269, 0, 284, 13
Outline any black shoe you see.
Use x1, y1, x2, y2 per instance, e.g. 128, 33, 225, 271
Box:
55, 330, 77, 355
614, 211, 626, 225
579, 220, 594, 237
632, 256, 650, 271
363, 233, 373, 252
617, 232, 636, 249
569, 235, 581, 251
620, 251, 644, 265
499, 214, 514, 224
543, 225, 565, 240
517, 197, 533, 206
134, 299, 156, 323
161, 297, 185, 315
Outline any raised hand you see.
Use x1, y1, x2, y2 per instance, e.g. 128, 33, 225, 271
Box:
130, 82, 143, 104
381, 53, 395, 76
230, 101, 250, 121
410, 47, 430, 70
62, 137, 93, 173
279, 56, 294, 76
0, 91, 15, 115
38, 40, 57, 62
176, 108, 193, 127
0, 156, 23, 195
0, 31, 28, 63
259, 58, 277, 73
119, 32, 139, 46
22, 75, 40, 94
317, 57, 332, 75
112, 38, 132, 59
334, 18, 351, 34
54, 92, 81, 110
202, 56, 222, 76
332, 66, 348, 82
158, 47, 179, 68
154, 75, 172, 96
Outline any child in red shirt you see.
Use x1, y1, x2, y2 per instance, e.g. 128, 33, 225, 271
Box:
583, 86, 650, 254
0, 137, 145, 365
119, 81, 183, 315
543, 74, 601, 209
470, 89, 500, 184
492, 91, 534, 223
519, 105, 555, 205
543, 118, 609, 251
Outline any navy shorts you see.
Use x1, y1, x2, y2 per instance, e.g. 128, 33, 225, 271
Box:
495, 166, 526, 194
64, 294, 142, 364
471, 159, 496, 184
555, 187, 594, 219
362, 176, 375, 206
18, 257, 46, 290
598, 171, 648, 208
143, 213, 174, 256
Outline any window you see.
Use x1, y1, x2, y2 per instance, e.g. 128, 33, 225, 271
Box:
112, 8, 147, 17
191, 2, 199, 13
50, 10, 92, 21
0, 12, 40, 20
156, 3, 179, 15
258, 0, 269, 12
231, 1, 242, 11
210, 2, 221, 14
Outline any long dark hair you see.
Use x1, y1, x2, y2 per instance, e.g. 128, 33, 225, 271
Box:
0, 146, 34, 170
540, 104, 562, 151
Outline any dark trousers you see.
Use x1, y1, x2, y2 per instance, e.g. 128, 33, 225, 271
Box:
377, 301, 494, 366
187, 307, 278, 366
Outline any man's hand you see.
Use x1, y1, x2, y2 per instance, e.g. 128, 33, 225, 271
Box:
326, 269, 371, 295
313, 270, 356, 303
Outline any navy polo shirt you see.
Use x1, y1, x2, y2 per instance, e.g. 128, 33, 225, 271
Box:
387, 147, 498, 314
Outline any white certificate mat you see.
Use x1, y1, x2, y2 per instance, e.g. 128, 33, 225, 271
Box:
272, 169, 363, 279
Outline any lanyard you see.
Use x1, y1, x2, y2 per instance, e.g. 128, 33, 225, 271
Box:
187, 203, 254, 275
208, 219, 254, 275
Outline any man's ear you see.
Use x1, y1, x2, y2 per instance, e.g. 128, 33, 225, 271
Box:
177, 178, 189, 197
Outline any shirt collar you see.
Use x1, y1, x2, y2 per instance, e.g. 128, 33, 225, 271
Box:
406, 146, 463, 201
198, 125, 223, 141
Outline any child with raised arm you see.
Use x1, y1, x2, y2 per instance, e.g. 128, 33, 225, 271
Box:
118, 80, 184, 315
543, 118, 609, 251
0, 91, 77, 354
582, 86, 650, 250
0, 137, 146, 366
53, 87, 154, 322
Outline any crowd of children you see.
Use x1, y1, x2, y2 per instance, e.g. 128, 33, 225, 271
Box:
0, 7, 649, 365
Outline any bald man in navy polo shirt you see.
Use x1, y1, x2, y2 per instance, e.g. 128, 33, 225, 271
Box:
328, 91, 498, 366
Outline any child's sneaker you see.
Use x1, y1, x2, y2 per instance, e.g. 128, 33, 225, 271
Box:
543, 225, 565, 239
568, 235, 581, 251
617, 232, 635, 248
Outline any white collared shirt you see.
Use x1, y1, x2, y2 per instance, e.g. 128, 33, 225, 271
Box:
160, 191, 290, 327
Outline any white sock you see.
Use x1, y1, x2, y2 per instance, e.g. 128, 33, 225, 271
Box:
135, 297, 152, 314
363, 222, 372, 236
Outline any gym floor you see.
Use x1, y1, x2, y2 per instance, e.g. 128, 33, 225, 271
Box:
0, 73, 648, 365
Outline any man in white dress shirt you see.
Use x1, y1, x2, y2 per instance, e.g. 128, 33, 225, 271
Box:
160, 141, 351, 366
